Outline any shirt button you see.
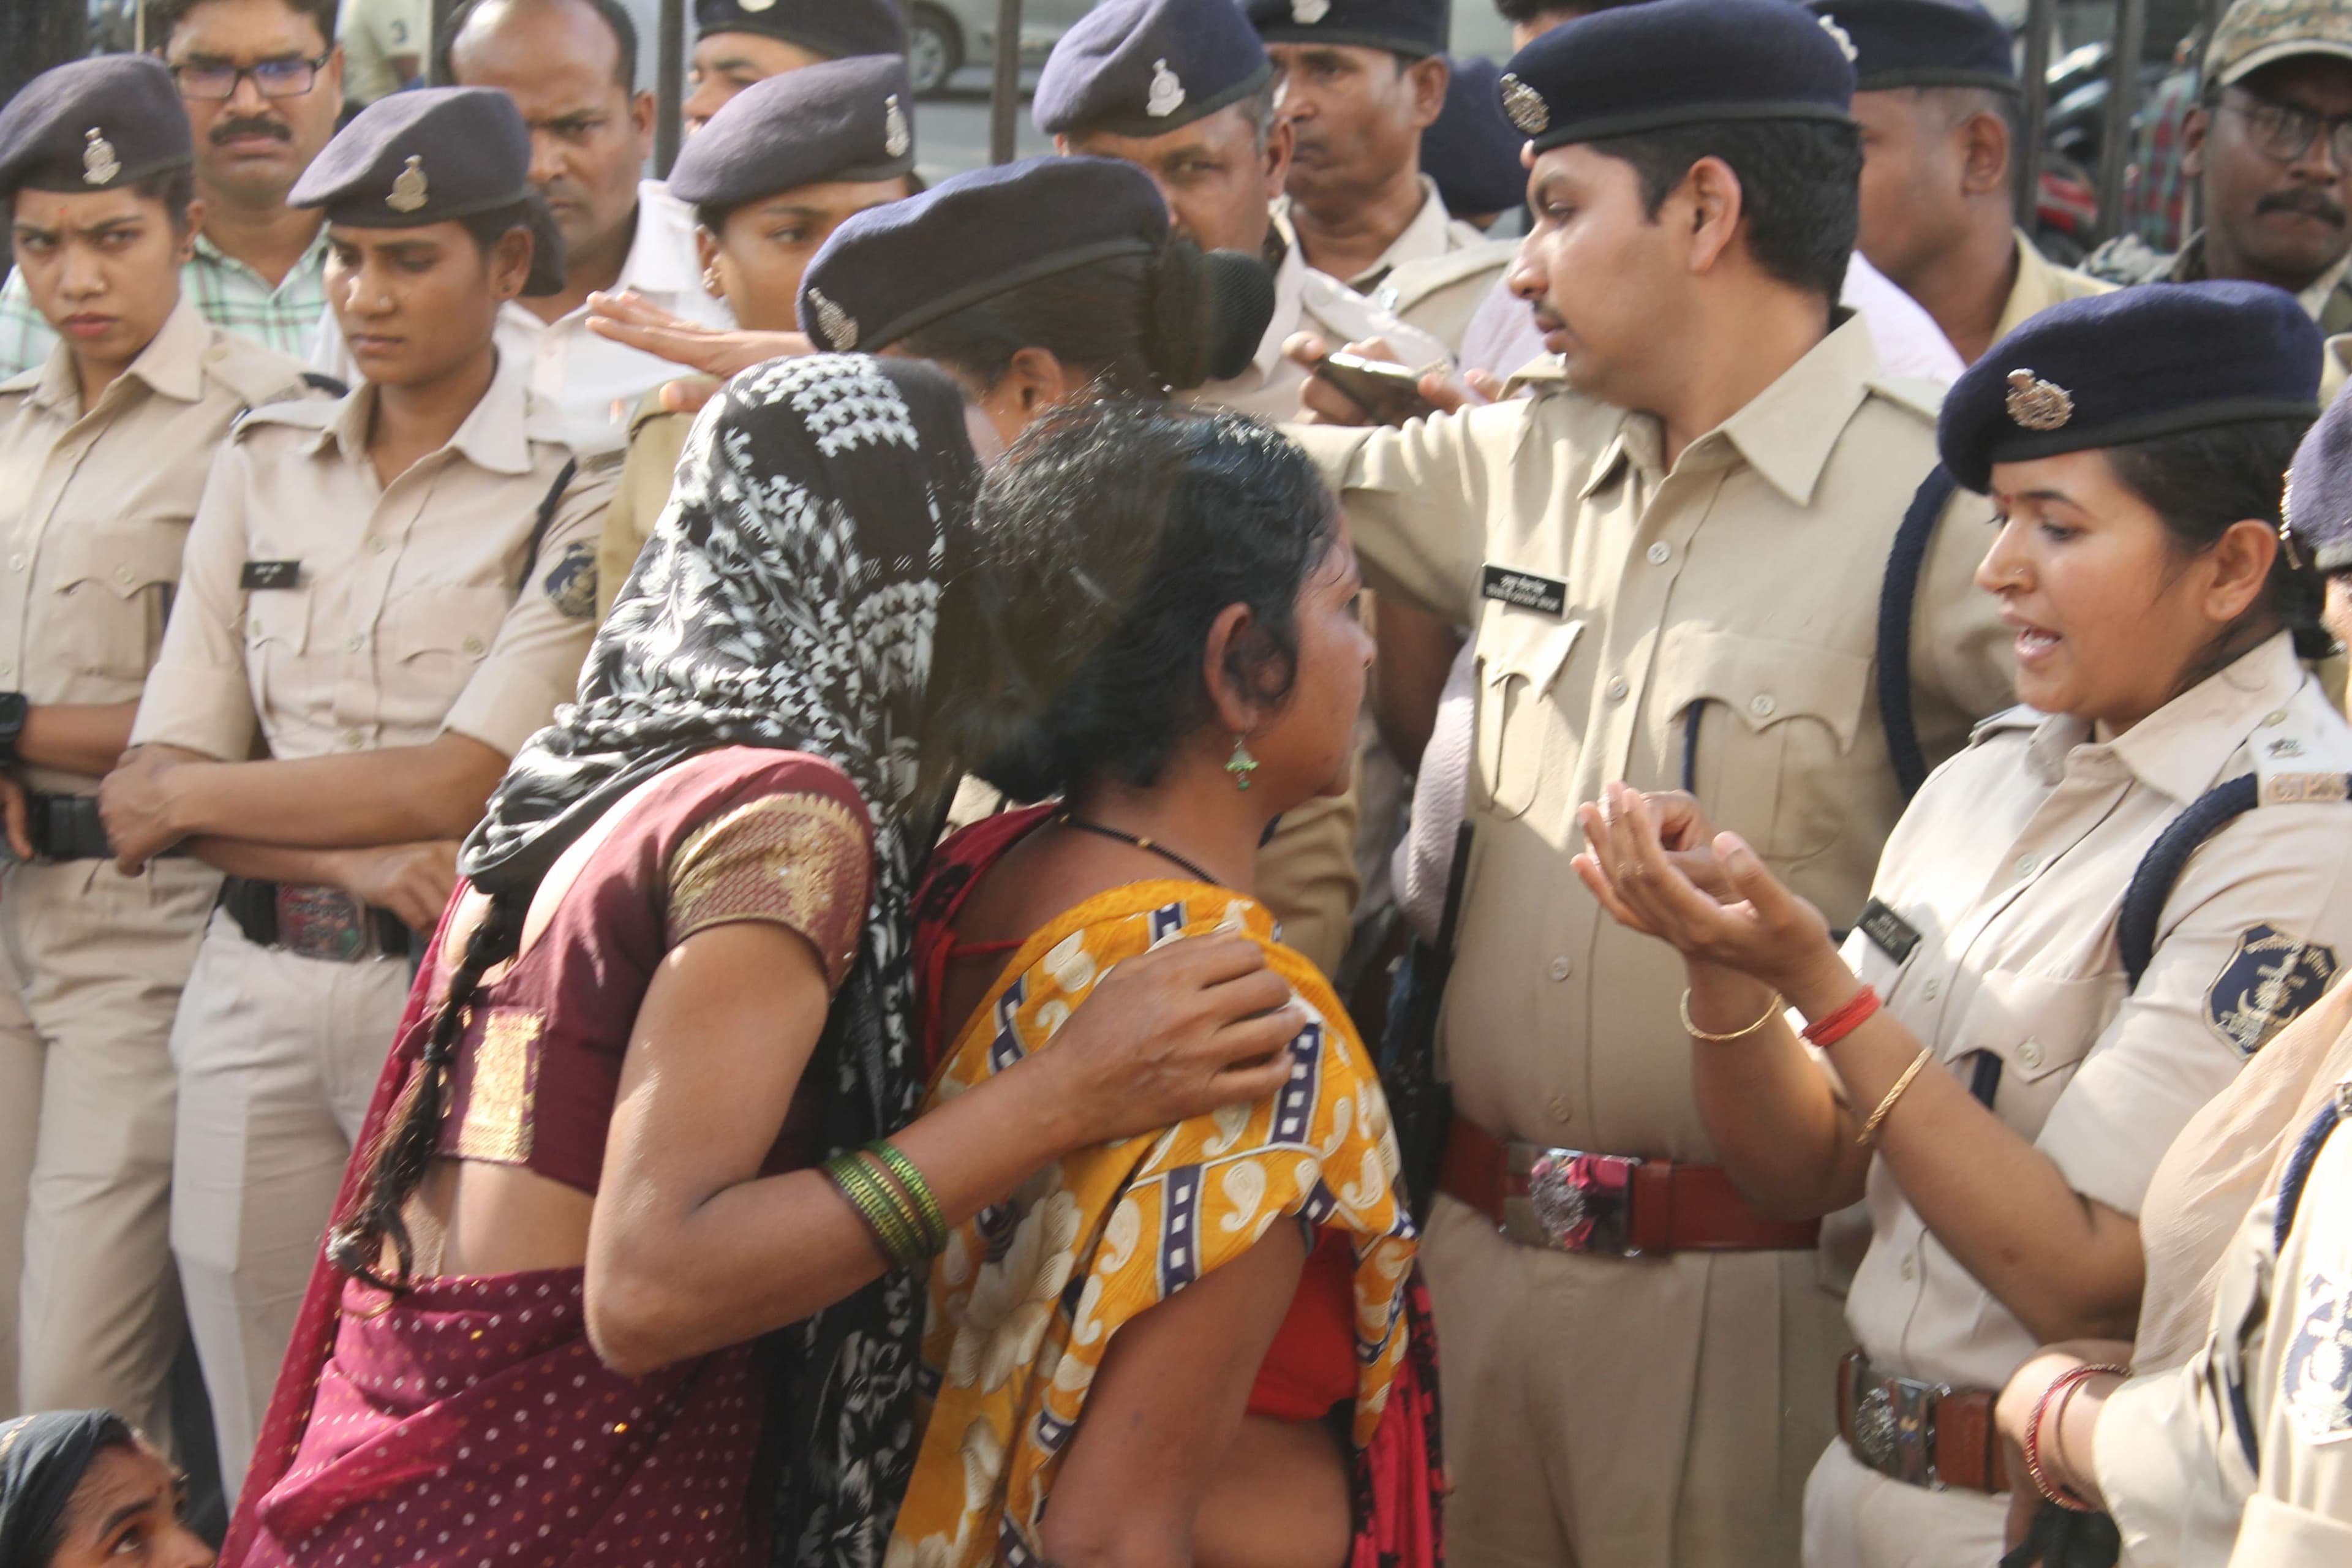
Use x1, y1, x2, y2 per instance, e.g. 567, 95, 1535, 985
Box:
1606, 677, 1629, 702
2016, 853, 2040, 876
339, 729, 364, 750
1899, 1254, 1918, 1282
366, 536, 389, 554
2264, 709, 2290, 728
345, 635, 364, 653
1646, 541, 1671, 565
113, 565, 135, 585
2017, 1039, 2045, 1069
1548, 956, 1573, 982
0, 662, 15, 679
6, 555, 23, 572
1921, 978, 1940, 1000
1750, 694, 1777, 718
1547, 1093, 1573, 1121
462, 635, 486, 655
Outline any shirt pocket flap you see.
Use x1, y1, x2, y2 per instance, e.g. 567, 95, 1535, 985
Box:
49, 524, 187, 600
1650, 625, 1871, 755
1479, 611, 1581, 696
1950, 968, 2117, 1085
383, 587, 511, 665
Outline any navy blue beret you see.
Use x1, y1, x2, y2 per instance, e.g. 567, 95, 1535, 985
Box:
1035, 0, 1273, 138
1246, 0, 1449, 60
1498, 0, 1856, 151
1937, 282, 2321, 494
799, 156, 1168, 352
291, 88, 566, 295
2287, 380, 2352, 571
670, 56, 915, 210
1808, 0, 2016, 93
0, 56, 191, 202
1422, 57, 1525, 219
692, 0, 904, 58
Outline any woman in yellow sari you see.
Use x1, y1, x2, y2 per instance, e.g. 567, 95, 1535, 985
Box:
892, 403, 1440, 1568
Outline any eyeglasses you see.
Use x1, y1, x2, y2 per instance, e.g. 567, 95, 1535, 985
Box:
169, 52, 332, 101
2223, 89, 2352, 168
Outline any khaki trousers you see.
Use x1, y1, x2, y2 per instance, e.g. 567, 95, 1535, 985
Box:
0, 856, 217, 1434
1421, 1193, 1853, 1567
168, 911, 410, 1499
1801, 1436, 2008, 1567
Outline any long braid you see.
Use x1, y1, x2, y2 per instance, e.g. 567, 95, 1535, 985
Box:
326, 894, 528, 1292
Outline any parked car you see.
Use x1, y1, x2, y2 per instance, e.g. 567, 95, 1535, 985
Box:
907, 0, 1094, 95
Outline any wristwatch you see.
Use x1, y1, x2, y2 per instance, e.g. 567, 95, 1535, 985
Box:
0, 692, 28, 767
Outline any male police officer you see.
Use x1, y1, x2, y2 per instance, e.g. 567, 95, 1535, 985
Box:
1287, 2, 2013, 1561
1816, 0, 2108, 364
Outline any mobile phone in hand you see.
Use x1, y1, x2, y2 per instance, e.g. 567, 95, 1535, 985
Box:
1314, 350, 1440, 423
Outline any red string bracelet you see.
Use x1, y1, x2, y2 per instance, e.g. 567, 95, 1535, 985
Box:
2024, 1362, 2128, 1512
1802, 986, 1881, 1047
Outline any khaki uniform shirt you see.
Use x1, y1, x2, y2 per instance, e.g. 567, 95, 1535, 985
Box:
1273, 176, 1489, 293
1291, 312, 2013, 1155
1375, 236, 1520, 358
1191, 238, 1451, 422
2100, 1080, 2352, 1566
1838, 634, 2352, 1397
131, 350, 620, 765
595, 391, 695, 621
0, 298, 310, 793
1991, 229, 2113, 345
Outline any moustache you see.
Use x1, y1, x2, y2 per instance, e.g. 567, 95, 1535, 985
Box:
2257, 187, 2348, 227
211, 116, 291, 146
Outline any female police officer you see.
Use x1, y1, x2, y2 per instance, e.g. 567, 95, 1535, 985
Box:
1573, 281, 2352, 1567
94, 86, 619, 1495
0, 55, 311, 1436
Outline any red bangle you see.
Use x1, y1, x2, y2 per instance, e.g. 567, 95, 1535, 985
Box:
1802, 986, 1881, 1047
2024, 1363, 2128, 1512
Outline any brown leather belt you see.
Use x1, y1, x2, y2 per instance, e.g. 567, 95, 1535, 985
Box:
1437, 1115, 1821, 1256
1836, 1350, 2009, 1494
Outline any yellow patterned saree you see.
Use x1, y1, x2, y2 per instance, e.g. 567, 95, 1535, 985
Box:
888, 873, 1420, 1568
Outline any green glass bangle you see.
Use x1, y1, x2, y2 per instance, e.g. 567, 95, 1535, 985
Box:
866, 1141, 947, 1253
824, 1151, 924, 1267
853, 1149, 944, 1262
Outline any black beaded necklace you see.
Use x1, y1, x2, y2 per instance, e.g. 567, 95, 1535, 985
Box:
1057, 812, 1224, 888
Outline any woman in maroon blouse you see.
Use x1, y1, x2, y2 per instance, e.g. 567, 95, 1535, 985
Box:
218, 355, 1308, 1568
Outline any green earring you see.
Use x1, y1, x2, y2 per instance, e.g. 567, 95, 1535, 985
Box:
1226, 734, 1259, 790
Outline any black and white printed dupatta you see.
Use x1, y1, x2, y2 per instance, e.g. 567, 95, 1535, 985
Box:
458, 352, 982, 1567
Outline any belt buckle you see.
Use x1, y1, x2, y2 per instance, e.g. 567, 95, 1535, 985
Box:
1503, 1141, 1641, 1256
1847, 1357, 1951, 1490
274, 884, 379, 963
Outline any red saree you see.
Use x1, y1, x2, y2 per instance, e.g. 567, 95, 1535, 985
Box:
222, 749, 873, 1568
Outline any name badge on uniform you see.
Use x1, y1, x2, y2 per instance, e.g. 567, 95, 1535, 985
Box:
1481, 564, 1567, 617
240, 560, 301, 591
1857, 898, 1920, 963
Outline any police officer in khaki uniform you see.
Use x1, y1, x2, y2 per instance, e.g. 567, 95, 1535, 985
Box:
1376, 56, 1528, 356
1285, 2, 2015, 1560
96, 87, 619, 1494
1579, 282, 2352, 1568
0, 55, 314, 1438
1814, 0, 2108, 366
594, 55, 919, 621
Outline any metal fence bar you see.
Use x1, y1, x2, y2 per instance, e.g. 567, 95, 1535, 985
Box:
655, 0, 685, 175
990, 0, 1024, 164
2095, 0, 2149, 243
2015, 0, 2054, 224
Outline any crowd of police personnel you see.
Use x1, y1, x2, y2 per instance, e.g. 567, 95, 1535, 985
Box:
10, 0, 2352, 1562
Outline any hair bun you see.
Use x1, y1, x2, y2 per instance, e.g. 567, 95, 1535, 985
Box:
1144, 239, 1275, 391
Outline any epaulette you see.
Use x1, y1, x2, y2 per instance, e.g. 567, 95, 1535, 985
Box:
2248, 692, 2352, 802
198, 333, 318, 409
1967, 704, 2043, 747
230, 392, 341, 440
1374, 238, 1517, 315
1864, 375, 1945, 424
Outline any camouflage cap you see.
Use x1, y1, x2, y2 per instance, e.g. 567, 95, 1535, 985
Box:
2206, 0, 2352, 89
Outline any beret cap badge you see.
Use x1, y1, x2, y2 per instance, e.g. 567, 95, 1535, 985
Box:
884, 94, 911, 157
386, 154, 429, 213
1817, 13, 1859, 62
1292, 0, 1330, 21
807, 285, 859, 350
1147, 59, 1186, 118
2005, 368, 2073, 432
82, 127, 119, 186
1499, 74, 1549, 136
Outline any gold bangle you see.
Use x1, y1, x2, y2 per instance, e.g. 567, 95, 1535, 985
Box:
1679, 987, 1784, 1043
1857, 1047, 1935, 1147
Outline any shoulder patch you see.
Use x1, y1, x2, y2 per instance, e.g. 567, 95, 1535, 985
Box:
2283, 1264, 2352, 1444
542, 540, 598, 621
2209, 925, 2340, 1057
1864, 375, 1947, 423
